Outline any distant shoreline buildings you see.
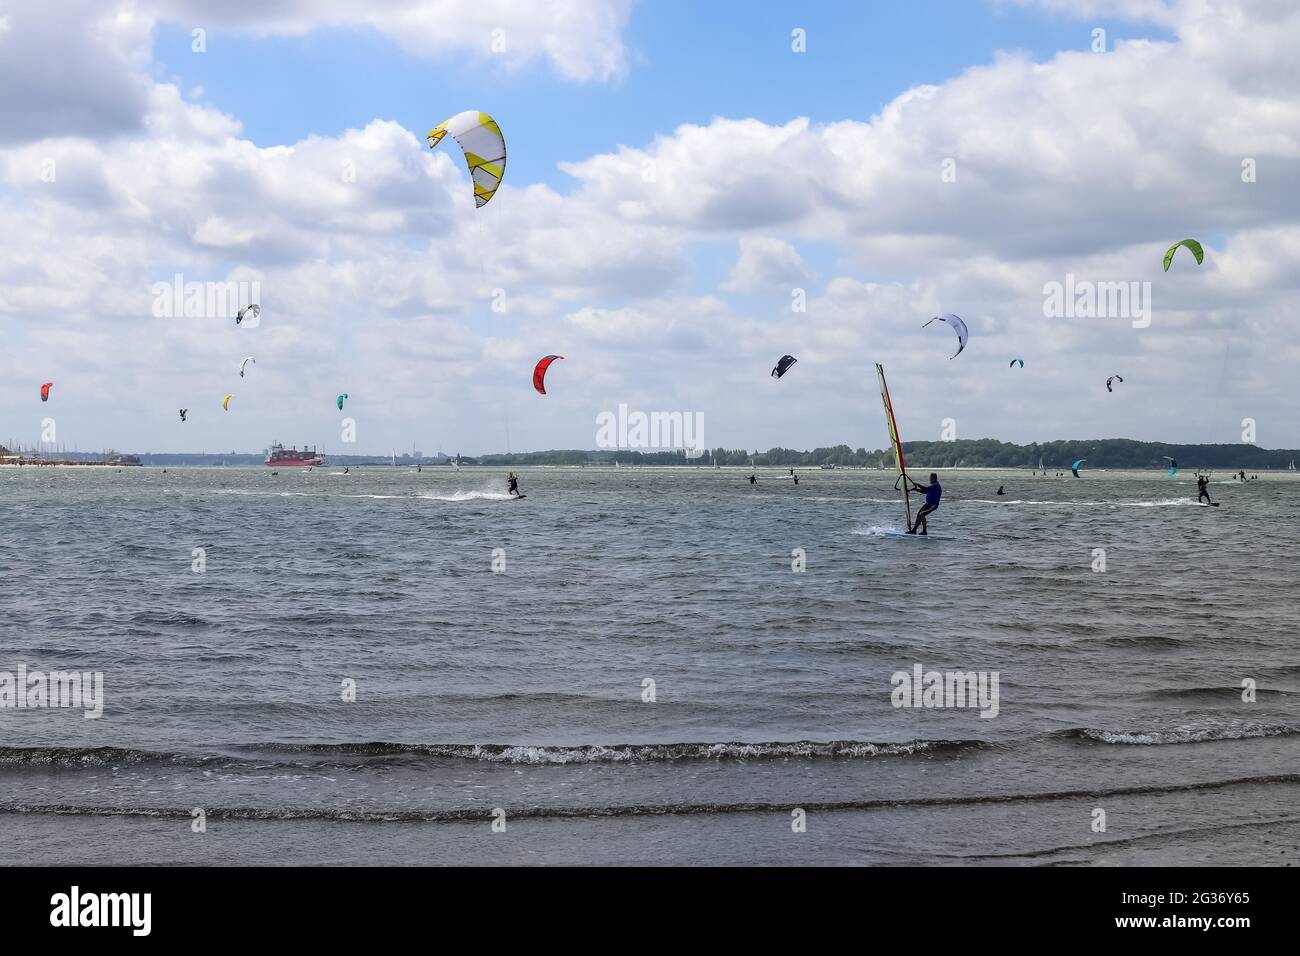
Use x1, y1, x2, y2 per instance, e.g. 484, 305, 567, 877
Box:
0, 445, 141, 467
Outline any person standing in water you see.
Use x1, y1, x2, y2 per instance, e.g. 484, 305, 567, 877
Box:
507, 472, 521, 497
747, 473, 757, 484
1197, 474, 1215, 506
907, 472, 942, 535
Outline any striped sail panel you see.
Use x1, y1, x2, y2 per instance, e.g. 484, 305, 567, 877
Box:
876, 363, 912, 527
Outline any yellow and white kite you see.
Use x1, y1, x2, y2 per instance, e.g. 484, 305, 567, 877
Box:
428, 111, 507, 208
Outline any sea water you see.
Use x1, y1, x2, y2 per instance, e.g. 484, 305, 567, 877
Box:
1, 466, 1296, 865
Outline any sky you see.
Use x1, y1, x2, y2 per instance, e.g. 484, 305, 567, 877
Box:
1, 0, 1298, 457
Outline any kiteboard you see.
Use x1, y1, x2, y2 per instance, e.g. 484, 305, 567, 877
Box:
878, 529, 945, 540
510, 494, 527, 500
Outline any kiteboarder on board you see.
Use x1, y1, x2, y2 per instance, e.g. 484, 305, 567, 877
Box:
1196, 474, 1218, 506
907, 472, 942, 535
507, 472, 521, 497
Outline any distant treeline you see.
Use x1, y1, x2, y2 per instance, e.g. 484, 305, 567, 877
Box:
13, 440, 1298, 469
891, 438, 1297, 470
480, 439, 1300, 469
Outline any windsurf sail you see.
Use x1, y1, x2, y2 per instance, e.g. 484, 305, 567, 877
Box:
876, 363, 913, 528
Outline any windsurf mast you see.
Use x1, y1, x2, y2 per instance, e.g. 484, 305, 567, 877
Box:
876, 363, 913, 528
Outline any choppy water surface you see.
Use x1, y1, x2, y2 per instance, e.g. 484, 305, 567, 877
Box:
1, 465, 1297, 865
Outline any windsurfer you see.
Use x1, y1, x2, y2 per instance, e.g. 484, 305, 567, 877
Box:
908, 473, 942, 535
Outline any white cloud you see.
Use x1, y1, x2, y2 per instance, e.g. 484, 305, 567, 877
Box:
0, 0, 155, 145
0, 0, 633, 147
147, 0, 633, 82
3, 0, 1300, 453
723, 237, 808, 293
1005, 0, 1181, 23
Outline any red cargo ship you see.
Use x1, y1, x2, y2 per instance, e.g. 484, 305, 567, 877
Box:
265, 442, 324, 467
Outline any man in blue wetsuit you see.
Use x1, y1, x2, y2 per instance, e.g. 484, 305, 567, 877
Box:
907, 472, 942, 535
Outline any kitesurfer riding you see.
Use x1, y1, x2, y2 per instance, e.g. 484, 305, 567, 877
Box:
996, 485, 1005, 496
507, 472, 521, 497
907, 472, 942, 535
1197, 474, 1214, 505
